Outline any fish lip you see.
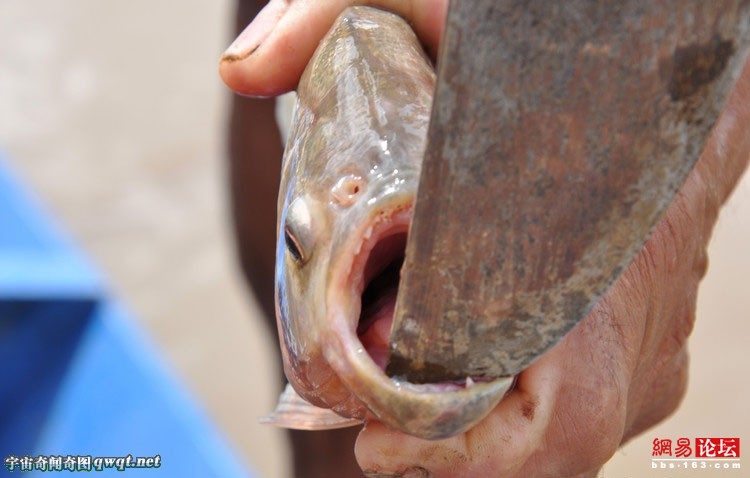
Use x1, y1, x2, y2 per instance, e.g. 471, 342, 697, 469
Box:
324, 194, 514, 439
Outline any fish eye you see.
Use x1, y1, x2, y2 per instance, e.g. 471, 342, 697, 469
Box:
284, 197, 313, 264
284, 227, 305, 263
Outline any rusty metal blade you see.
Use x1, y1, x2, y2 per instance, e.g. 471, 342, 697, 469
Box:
387, 0, 750, 382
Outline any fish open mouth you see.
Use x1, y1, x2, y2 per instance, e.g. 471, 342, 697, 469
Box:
323, 205, 515, 437
329, 204, 503, 393
348, 208, 411, 371
356, 228, 408, 369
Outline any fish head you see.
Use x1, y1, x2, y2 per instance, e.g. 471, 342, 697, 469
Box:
276, 88, 423, 415
274, 6, 513, 439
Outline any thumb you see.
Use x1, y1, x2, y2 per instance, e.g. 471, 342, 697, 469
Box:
219, 0, 447, 97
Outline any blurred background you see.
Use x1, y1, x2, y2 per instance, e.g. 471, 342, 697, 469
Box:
0, 1, 747, 477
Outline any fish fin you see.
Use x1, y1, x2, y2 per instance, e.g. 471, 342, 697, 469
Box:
259, 383, 363, 431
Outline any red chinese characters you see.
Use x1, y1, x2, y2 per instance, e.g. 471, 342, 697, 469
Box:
695, 438, 740, 458
653, 438, 673, 457
652, 437, 740, 459
675, 438, 692, 458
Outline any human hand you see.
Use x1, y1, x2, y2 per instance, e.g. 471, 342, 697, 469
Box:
220, 0, 447, 97
220, 2, 750, 476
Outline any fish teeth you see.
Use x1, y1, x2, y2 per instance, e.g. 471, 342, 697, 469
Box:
364, 226, 373, 239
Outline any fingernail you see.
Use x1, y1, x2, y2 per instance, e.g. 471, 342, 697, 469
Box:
222, 0, 288, 61
363, 467, 430, 478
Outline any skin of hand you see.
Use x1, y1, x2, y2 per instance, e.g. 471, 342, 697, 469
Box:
220, 1, 750, 476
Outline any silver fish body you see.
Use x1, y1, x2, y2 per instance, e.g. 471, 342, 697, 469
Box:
273, 6, 512, 440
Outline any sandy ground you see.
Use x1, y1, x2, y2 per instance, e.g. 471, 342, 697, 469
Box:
1, 2, 747, 477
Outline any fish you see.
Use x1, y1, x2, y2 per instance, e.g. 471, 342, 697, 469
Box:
263, 6, 513, 440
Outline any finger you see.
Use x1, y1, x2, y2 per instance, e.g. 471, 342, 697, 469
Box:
219, 0, 448, 97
